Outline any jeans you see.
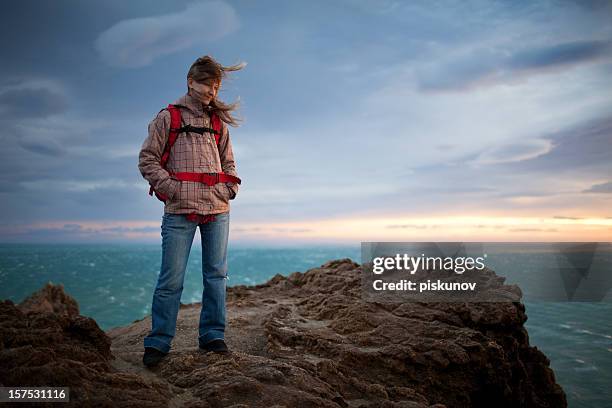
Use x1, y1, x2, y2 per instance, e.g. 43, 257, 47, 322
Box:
143, 211, 230, 354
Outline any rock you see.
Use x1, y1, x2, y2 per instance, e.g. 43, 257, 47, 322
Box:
17, 282, 79, 318
1, 259, 567, 407
0, 285, 176, 407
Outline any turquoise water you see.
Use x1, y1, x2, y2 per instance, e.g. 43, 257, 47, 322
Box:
0, 243, 610, 407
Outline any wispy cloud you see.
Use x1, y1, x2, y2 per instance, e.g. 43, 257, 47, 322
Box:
18, 135, 66, 157
509, 40, 612, 70
583, 181, 612, 193
95, 1, 240, 68
3, 215, 610, 244
0, 78, 68, 118
418, 40, 612, 92
0, 221, 162, 243
472, 138, 554, 166
20, 178, 143, 193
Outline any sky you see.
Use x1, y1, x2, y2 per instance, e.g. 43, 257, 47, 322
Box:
0, 0, 611, 244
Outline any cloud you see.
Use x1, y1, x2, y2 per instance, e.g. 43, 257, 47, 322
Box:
417, 48, 503, 92
506, 115, 612, 173
20, 178, 142, 193
386, 224, 433, 229
418, 40, 612, 92
0, 78, 68, 118
583, 181, 612, 193
508, 40, 612, 71
1, 222, 161, 242
473, 138, 554, 166
17, 135, 66, 157
508, 228, 558, 232
95, 1, 240, 68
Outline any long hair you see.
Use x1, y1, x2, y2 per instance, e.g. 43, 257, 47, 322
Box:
187, 55, 246, 127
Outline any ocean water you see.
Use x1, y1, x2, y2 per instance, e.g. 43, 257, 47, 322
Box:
0, 243, 610, 408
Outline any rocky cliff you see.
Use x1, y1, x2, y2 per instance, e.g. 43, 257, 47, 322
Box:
0, 259, 566, 407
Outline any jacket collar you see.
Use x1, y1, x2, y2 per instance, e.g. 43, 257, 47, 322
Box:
172, 92, 206, 115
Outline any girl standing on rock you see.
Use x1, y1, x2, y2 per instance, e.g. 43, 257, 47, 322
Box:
138, 55, 245, 367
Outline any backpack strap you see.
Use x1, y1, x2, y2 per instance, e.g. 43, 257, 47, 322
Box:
160, 104, 182, 168
172, 124, 221, 137
211, 112, 222, 145
148, 105, 181, 201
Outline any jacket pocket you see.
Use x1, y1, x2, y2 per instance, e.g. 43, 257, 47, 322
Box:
168, 180, 186, 206
212, 183, 231, 204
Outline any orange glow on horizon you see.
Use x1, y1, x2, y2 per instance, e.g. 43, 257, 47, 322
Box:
5, 215, 610, 243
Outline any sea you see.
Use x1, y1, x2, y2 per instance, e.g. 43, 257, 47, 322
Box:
0, 243, 610, 408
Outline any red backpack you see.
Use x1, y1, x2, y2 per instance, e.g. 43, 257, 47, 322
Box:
148, 104, 241, 202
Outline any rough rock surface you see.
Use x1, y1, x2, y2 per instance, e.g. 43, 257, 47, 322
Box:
0, 282, 175, 407
0, 260, 566, 407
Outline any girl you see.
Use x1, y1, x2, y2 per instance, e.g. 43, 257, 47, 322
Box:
138, 55, 245, 367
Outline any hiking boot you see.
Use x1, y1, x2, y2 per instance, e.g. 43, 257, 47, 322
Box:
199, 339, 229, 354
143, 347, 168, 367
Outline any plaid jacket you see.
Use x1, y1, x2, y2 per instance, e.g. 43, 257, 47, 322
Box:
138, 92, 240, 216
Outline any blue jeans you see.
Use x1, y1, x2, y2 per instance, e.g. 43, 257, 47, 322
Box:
143, 211, 230, 354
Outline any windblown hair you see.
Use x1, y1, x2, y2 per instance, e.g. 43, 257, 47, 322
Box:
187, 55, 246, 127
